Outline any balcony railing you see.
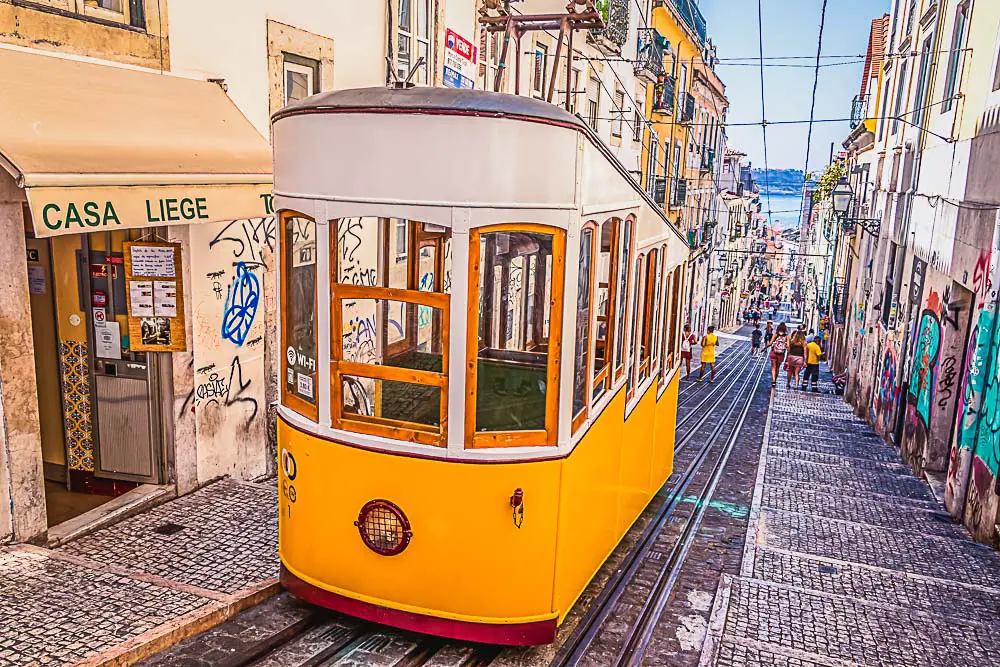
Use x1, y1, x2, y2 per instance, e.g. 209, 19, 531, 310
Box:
662, 0, 708, 45
679, 91, 695, 123
653, 75, 676, 114
591, 0, 630, 52
850, 94, 869, 129
635, 28, 667, 82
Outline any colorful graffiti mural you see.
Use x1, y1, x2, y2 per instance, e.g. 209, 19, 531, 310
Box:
872, 344, 897, 436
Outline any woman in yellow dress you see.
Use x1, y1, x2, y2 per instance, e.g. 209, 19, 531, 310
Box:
698, 325, 718, 383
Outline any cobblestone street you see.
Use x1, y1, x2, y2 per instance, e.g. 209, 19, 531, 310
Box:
0, 480, 278, 666
701, 383, 1000, 667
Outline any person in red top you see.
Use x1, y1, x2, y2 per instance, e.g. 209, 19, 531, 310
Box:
680, 324, 697, 378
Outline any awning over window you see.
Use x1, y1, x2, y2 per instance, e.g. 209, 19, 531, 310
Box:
0, 46, 274, 237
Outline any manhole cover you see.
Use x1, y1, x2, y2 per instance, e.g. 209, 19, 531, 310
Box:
152, 522, 186, 536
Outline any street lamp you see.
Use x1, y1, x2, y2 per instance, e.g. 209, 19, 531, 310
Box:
832, 178, 853, 218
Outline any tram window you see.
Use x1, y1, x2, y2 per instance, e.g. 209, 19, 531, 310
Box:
281, 213, 319, 420
468, 226, 565, 447
629, 253, 646, 393
572, 225, 596, 430
331, 217, 451, 446
642, 247, 659, 379
613, 217, 634, 380
592, 218, 618, 402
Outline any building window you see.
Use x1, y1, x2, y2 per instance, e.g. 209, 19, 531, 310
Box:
96, 0, 123, 12
572, 224, 596, 430
395, 0, 431, 84
468, 225, 565, 448
283, 57, 318, 106
612, 89, 625, 138
569, 69, 581, 112
891, 61, 909, 135
646, 138, 659, 195
904, 0, 918, 37
912, 36, 934, 128
878, 72, 893, 139
280, 213, 319, 421
588, 77, 600, 131
481, 30, 503, 91
633, 101, 643, 143
533, 43, 549, 97
331, 218, 451, 446
943, 4, 968, 112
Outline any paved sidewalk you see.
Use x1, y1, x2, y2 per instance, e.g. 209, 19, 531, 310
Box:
700, 381, 1000, 667
0, 479, 278, 667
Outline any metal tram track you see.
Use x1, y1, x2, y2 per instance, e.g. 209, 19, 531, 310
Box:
675, 341, 751, 408
220, 613, 501, 667
551, 352, 766, 667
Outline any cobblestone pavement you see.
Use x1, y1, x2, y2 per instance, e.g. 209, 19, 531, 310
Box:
0, 479, 278, 667
701, 380, 1000, 667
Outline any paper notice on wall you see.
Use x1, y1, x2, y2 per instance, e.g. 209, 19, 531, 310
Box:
27, 266, 47, 295
129, 245, 176, 277
128, 280, 155, 317
95, 321, 122, 359
153, 280, 178, 317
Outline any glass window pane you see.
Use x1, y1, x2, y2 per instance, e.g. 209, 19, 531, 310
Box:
283, 216, 318, 411
342, 375, 440, 427
417, 0, 429, 38
615, 219, 632, 371
398, 34, 411, 79
335, 218, 450, 292
573, 229, 594, 417
476, 230, 554, 432
341, 298, 444, 369
593, 220, 615, 399
398, 0, 411, 32
417, 41, 429, 84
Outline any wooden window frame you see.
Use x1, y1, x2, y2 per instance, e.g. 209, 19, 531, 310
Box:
614, 216, 635, 382
572, 222, 598, 433
645, 247, 660, 378
330, 220, 450, 447
627, 251, 646, 402
279, 210, 320, 422
592, 218, 620, 404
465, 223, 566, 449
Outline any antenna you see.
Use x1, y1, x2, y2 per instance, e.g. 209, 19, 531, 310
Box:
386, 56, 427, 89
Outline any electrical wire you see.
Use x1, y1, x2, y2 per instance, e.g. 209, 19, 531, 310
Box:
796, 0, 829, 231
755, 0, 773, 221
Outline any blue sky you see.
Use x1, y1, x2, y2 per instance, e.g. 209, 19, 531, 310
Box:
701, 0, 891, 173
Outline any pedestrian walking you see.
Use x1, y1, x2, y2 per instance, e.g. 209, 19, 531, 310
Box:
766, 322, 788, 387
806, 328, 816, 344
751, 324, 763, 355
698, 325, 719, 383
680, 325, 697, 378
765, 319, 774, 343
803, 336, 824, 392
786, 328, 807, 388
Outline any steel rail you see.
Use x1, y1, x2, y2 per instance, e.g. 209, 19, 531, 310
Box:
675, 341, 752, 410
552, 354, 765, 665
614, 359, 767, 666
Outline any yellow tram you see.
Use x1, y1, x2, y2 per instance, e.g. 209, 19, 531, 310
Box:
272, 87, 690, 645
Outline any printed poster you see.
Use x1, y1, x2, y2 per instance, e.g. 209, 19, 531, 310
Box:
123, 241, 186, 352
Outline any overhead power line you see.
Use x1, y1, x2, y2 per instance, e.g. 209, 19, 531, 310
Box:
797, 0, 829, 231
756, 0, 773, 219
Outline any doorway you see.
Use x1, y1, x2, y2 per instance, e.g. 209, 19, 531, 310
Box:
26, 228, 167, 529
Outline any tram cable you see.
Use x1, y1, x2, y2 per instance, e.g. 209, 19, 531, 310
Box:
796, 0, 830, 231
755, 0, 774, 223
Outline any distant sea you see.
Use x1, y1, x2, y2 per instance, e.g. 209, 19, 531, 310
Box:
759, 193, 805, 230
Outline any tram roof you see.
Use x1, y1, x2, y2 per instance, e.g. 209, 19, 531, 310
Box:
272, 86, 588, 130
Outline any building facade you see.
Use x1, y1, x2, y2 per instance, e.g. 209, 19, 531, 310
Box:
834, 0, 1000, 547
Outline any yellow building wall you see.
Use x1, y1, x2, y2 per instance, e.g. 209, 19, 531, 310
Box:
0, 0, 168, 70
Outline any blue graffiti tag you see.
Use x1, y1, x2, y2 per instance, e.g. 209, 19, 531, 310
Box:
221, 262, 260, 346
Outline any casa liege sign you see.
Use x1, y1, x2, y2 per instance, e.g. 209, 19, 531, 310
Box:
27, 183, 274, 238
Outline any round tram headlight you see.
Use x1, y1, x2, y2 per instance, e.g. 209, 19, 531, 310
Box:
354, 499, 412, 556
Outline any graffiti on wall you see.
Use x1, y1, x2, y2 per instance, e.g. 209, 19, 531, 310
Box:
188, 218, 275, 480
872, 343, 897, 436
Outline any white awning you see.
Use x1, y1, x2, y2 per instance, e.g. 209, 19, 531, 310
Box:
0, 47, 274, 237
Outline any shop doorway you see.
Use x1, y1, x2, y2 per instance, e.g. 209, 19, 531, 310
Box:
26, 228, 168, 529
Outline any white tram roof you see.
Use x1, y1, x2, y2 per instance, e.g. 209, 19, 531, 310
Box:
271, 87, 685, 250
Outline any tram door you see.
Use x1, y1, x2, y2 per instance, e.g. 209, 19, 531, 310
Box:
79, 232, 163, 483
